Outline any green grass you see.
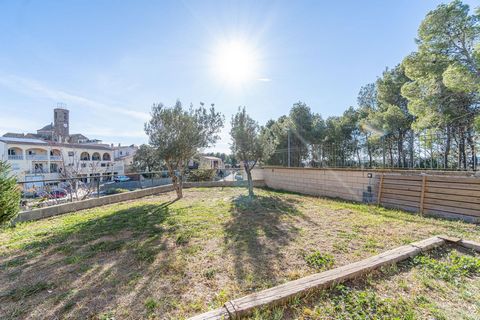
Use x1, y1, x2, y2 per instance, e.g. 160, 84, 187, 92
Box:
304, 251, 335, 270
247, 248, 480, 319
1, 187, 480, 319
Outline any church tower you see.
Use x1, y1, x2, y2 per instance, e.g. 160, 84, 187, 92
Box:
53, 105, 69, 142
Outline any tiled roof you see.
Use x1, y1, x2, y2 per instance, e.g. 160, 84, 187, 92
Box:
37, 123, 53, 131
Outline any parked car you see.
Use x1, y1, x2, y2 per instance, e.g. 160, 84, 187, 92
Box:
35, 190, 50, 198
35, 188, 68, 199
114, 175, 131, 182
50, 189, 68, 199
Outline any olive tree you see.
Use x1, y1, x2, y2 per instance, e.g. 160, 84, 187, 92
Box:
0, 161, 21, 226
230, 107, 276, 198
145, 100, 224, 199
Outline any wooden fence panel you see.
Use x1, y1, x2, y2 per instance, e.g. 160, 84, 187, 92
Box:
378, 174, 480, 220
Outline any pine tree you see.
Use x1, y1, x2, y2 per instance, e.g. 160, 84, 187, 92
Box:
0, 161, 21, 226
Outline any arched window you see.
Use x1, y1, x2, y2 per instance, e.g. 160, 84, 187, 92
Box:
7, 147, 23, 160
80, 152, 90, 161
102, 153, 111, 161
92, 152, 101, 161
50, 149, 61, 156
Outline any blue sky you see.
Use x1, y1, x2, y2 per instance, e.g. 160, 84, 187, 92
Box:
1, 0, 477, 152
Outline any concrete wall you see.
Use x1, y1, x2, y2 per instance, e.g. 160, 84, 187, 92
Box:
261, 167, 377, 202
14, 180, 265, 223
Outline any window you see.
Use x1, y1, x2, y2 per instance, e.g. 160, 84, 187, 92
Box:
80, 152, 90, 161
50, 163, 58, 173
68, 151, 74, 156
34, 163, 44, 173
92, 152, 101, 161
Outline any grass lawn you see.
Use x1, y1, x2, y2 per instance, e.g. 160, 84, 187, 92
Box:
1, 187, 480, 319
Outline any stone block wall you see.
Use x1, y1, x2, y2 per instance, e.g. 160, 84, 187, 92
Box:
260, 167, 377, 202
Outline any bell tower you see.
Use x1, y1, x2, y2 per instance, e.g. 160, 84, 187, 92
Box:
53, 103, 69, 142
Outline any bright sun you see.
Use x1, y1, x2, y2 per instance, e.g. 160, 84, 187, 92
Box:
213, 39, 258, 86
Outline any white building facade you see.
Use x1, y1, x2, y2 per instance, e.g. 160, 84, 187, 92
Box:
113, 144, 138, 172
0, 137, 124, 183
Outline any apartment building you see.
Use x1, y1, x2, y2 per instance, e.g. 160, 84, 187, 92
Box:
1, 106, 124, 183
0, 136, 124, 183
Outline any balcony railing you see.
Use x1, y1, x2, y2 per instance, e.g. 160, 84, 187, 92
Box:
26, 155, 48, 161
50, 156, 62, 161
8, 155, 23, 160
26, 169, 50, 174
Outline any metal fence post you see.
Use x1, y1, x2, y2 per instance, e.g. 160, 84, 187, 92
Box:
97, 179, 100, 198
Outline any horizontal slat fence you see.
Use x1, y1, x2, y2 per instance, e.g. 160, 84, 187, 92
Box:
378, 173, 480, 220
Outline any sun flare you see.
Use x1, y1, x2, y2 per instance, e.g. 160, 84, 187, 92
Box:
212, 39, 258, 86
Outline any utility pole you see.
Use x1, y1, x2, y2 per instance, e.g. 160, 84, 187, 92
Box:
288, 129, 291, 167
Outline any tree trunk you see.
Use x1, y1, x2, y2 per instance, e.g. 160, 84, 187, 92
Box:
355, 139, 361, 167
366, 133, 373, 168
444, 127, 451, 169
397, 131, 404, 168
246, 168, 254, 198
459, 129, 467, 170
388, 139, 394, 167
167, 164, 183, 199
408, 131, 414, 168
467, 130, 475, 170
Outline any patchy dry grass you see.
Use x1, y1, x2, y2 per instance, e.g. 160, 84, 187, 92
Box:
248, 247, 480, 319
1, 187, 480, 319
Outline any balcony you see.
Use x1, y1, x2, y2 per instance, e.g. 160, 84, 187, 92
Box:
8, 155, 23, 160
26, 155, 49, 161
26, 169, 50, 174
50, 156, 62, 161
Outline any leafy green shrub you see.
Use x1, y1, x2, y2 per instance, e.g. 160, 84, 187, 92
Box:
413, 250, 480, 282
187, 169, 216, 182
0, 161, 21, 226
104, 188, 129, 195
304, 251, 335, 270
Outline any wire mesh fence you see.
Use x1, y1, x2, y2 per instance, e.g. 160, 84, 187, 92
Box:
17, 168, 244, 211
265, 132, 480, 171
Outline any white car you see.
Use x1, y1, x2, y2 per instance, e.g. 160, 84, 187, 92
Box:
114, 175, 131, 182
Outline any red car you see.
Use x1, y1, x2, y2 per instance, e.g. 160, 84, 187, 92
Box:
49, 189, 68, 199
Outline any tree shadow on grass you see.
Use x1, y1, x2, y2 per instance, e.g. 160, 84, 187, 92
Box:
0, 200, 185, 319
223, 194, 303, 291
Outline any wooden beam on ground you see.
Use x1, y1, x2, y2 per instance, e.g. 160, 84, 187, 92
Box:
458, 239, 480, 252
187, 307, 229, 320
187, 236, 445, 320
437, 235, 462, 243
